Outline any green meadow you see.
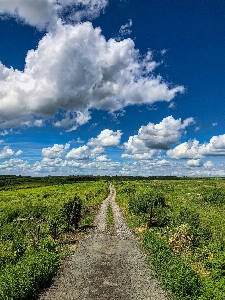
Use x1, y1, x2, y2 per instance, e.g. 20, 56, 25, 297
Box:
115, 178, 225, 300
0, 178, 108, 299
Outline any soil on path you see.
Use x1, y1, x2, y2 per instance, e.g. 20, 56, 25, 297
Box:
38, 185, 169, 300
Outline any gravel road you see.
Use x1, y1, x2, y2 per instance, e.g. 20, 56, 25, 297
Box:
38, 185, 169, 300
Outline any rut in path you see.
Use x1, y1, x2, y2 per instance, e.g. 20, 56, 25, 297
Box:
38, 185, 168, 300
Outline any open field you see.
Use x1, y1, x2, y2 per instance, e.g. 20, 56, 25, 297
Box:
0, 178, 108, 299
115, 178, 225, 300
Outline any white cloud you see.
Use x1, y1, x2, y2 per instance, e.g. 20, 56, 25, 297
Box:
0, 146, 14, 159
66, 145, 90, 160
0, 21, 184, 129
55, 110, 91, 132
122, 151, 156, 160
42, 143, 70, 158
203, 161, 213, 168
157, 159, 170, 166
212, 122, 218, 127
34, 119, 44, 127
0, 0, 108, 30
168, 101, 176, 109
187, 159, 202, 167
167, 134, 225, 159
0, 130, 9, 136
0, 158, 29, 171
15, 150, 23, 156
123, 116, 194, 159
90, 146, 104, 157
95, 155, 111, 162
118, 19, 132, 37
167, 139, 202, 159
88, 129, 122, 147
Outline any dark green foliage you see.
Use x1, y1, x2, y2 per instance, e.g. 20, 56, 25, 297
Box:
62, 195, 82, 231
202, 189, 225, 205
128, 189, 166, 215
0, 181, 108, 299
175, 208, 212, 247
0, 247, 59, 300
143, 230, 201, 299
128, 189, 169, 227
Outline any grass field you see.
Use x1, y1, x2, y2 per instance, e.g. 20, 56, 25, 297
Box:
0, 179, 108, 299
115, 178, 225, 300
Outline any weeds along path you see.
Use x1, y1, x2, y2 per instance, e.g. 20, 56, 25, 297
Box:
38, 184, 168, 300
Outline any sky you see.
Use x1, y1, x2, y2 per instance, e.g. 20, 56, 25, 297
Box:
0, 0, 225, 177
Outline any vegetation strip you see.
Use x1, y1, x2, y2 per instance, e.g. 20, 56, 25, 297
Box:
0, 180, 109, 299
106, 204, 114, 232
114, 178, 225, 300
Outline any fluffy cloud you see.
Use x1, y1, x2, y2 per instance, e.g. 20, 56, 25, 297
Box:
122, 151, 156, 160
42, 143, 70, 158
0, 158, 29, 171
66, 145, 90, 160
0, 21, 184, 129
187, 159, 202, 167
88, 129, 122, 147
123, 116, 194, 159
167, 134, 225, 159
203, 161, 213, 168
0, 146, 14, 159
0, 0, 108, 30
95, 155, 111, 162
167, 140, 201, 159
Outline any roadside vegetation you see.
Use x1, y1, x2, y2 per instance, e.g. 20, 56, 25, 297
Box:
0, 178, 108, 299
106, 204, 114, 232
115, 178, 225, 300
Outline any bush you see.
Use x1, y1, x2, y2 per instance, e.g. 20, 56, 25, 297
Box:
202, 189, 225, 205
143, 230, 202, 299
128, 189, 166, 215
0, 249, 59, 299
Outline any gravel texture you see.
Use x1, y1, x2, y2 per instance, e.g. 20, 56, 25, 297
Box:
38, 184, 169, 300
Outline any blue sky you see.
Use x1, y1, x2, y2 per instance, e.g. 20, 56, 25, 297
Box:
0, 0, 225, 176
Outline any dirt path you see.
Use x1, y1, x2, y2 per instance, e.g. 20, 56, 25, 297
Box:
38, 185, 168, 300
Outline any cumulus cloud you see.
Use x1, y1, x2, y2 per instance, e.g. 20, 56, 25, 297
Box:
0, 146, 14, 159
167, 134, 225, 159
167, 139, 201, 159
42, 143, 70, 158
0, 20, 184, 129
0, 158, 29, 171
203, 161, 213, 168
122, 151, 156, 160
0, 0, 108, 30
66, 145, 90, 160
88, 129, 122, 147
34, 119, 44, 127
95, 155, 111, 162
187, 159, 202, 167
123, 116, 194, 159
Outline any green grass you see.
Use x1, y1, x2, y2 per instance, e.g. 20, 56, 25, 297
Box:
0, 180, 109, 299
114, 178, 225, 300
106, 204, 114, 231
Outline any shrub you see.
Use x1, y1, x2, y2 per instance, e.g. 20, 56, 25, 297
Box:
0, 248, 59, 299
202, 189, 225, 205
128, 189, 166, 215
143, 230, 202, 299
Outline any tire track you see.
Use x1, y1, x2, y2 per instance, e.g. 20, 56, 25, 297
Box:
38, 184, 168, 300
